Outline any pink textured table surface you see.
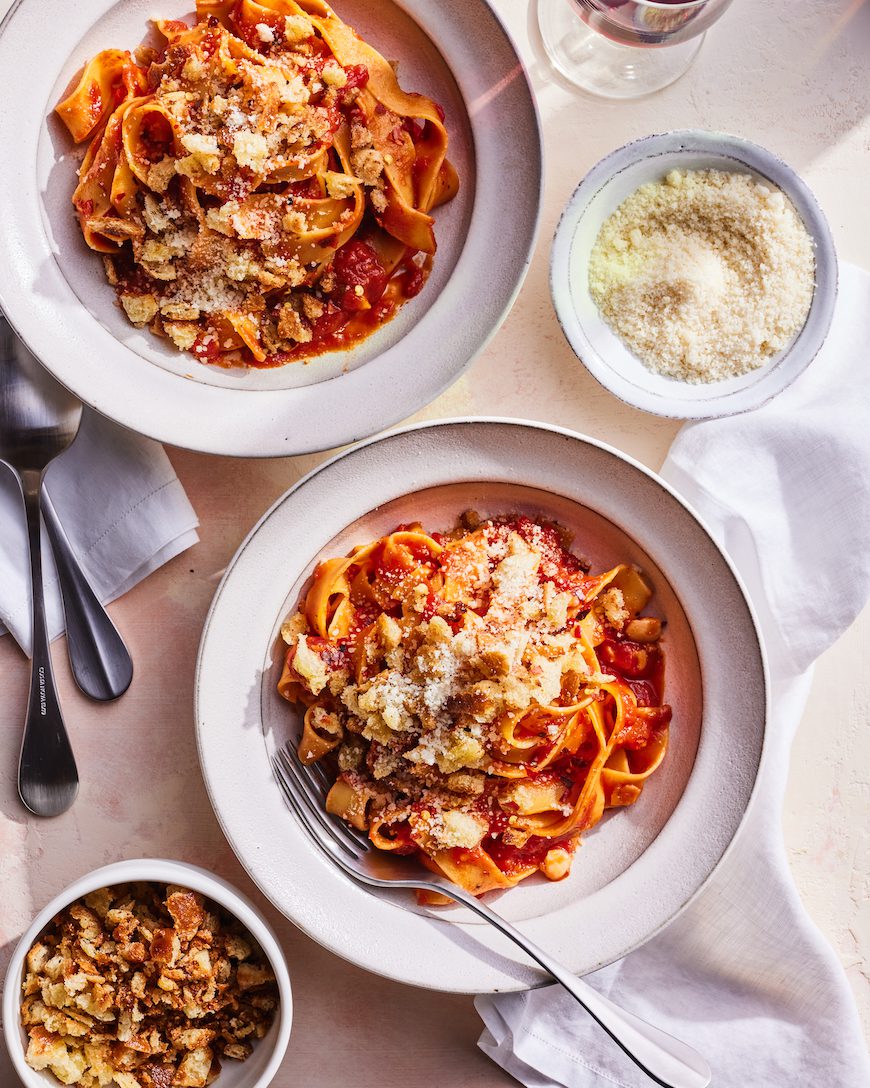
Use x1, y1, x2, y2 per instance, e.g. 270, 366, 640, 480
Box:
0, 443, 517, 1087
2, 0, 869, 1084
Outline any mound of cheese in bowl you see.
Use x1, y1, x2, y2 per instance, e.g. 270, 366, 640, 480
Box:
588, 168, 815, 384
551, 130, 837, 418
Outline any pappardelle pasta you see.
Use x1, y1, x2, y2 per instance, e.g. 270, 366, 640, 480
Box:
55, 0, 458, 368
278, 513, 672, 902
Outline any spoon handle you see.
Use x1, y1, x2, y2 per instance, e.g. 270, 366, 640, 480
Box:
18, 470, 79, 817
41, 488, 133, 702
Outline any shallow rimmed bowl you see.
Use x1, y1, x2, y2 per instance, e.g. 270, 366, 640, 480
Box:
551, 130, 838, 419
195, 417, 769, 992
2, 858, 293, 1088
0, 0, 541, 456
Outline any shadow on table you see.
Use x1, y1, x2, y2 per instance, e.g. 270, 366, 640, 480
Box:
0, 935, 21, 1084
523, 0, 870, 173
0, 1042, 16, 1087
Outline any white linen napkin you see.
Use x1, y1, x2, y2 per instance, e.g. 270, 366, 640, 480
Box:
476, 262, 870, 1086
0, 408, 198, 656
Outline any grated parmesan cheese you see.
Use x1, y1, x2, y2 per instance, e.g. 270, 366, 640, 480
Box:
296, 525, 596, 780
588, 168, 816, 383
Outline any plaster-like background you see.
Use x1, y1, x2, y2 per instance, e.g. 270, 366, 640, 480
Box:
0, 0, 867, 1082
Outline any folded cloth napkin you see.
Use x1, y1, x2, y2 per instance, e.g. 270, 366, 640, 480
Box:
0, 408, 199, 656
477, 262, 870, 1086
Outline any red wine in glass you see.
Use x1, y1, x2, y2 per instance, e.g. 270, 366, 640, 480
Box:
573, 0, 731, 48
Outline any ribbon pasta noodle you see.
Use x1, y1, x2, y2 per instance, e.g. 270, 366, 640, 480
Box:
55, 1, 458, 368
278, 513, 672, 901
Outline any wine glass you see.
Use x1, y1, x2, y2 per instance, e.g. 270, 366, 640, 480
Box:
538, 0, 736, 99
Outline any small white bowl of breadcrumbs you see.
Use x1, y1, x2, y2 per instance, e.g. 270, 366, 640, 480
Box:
3, 858, 292, 1088
551, 130, 837, 418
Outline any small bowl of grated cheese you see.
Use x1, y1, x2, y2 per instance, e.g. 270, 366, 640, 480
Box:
551, 130, 837, 418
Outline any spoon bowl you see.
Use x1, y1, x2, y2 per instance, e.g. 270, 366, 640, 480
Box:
1, 313, 134, 707
0, 322, 81, 469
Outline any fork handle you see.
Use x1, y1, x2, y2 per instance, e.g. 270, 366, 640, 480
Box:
18, 469, 79, 816
449, 890, 711, 1088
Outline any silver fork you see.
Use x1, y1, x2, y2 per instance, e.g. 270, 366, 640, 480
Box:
273, 744, 711, 1088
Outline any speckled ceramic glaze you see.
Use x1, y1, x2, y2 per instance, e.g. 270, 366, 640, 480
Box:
195, 419, 768, 993
0, 0, 541, 455
551, 131, 838, 419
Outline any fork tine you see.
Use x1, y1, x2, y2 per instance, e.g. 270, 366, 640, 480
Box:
280, 749, 371, 855
281, 742, 371, 849
276, 746, 368, 857
307, 757, 332, 793
285, 739, 332, 797
272, 753, 362, 862
271, 756, 341, 858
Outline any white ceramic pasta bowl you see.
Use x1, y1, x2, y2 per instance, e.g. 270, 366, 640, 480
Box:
551, 130, 838, 419
0, 0, 541, 455
195, 418, 769, 993
2, 858, 293, 1088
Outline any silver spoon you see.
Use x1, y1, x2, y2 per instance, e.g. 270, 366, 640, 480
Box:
0, 319, 80, 815
0, 314, 133, 702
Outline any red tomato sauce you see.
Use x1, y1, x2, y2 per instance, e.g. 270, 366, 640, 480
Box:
252, 247, 428, 369
485, 835, 574, 876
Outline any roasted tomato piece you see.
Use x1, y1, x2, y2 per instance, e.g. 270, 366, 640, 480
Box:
330, 240, 389, 312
